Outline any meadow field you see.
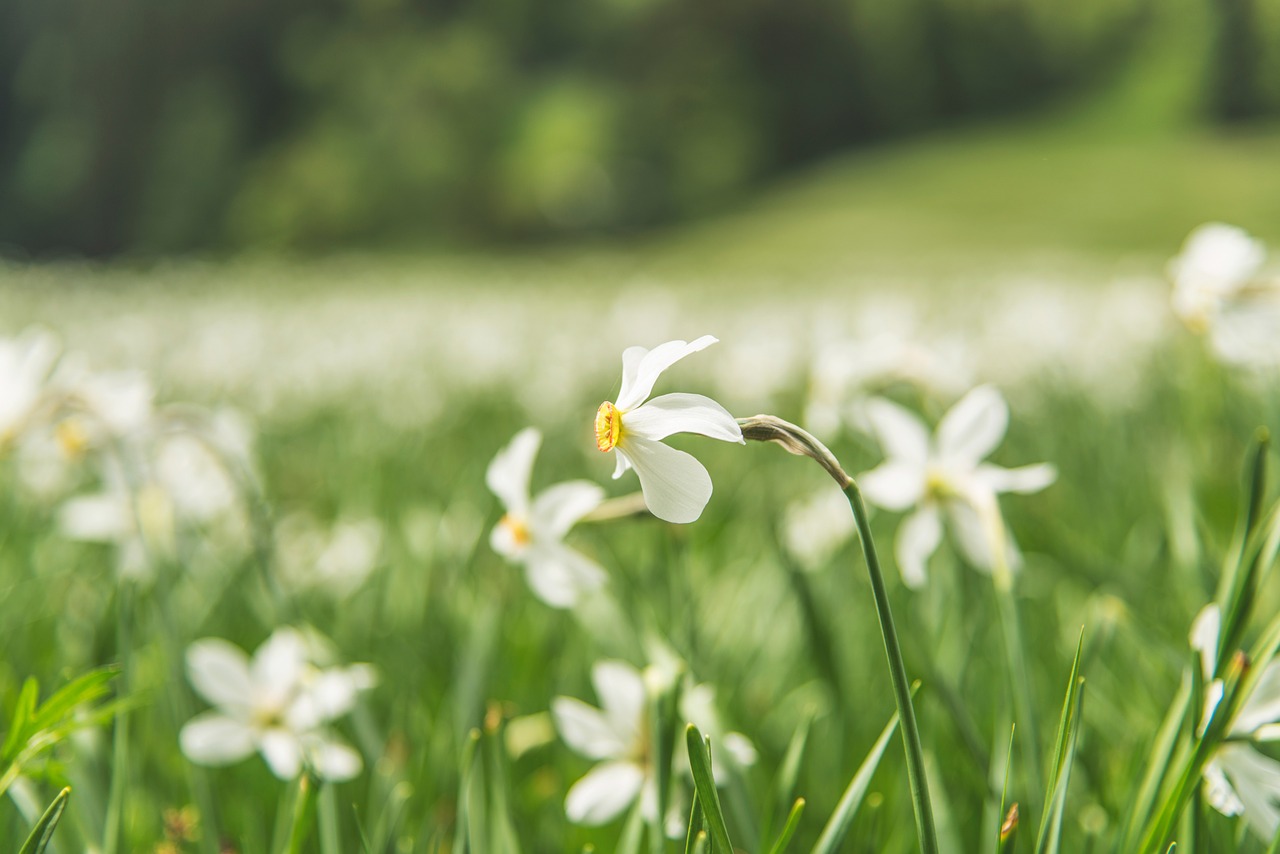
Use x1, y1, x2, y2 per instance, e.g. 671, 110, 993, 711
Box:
5, 115, 1280, 854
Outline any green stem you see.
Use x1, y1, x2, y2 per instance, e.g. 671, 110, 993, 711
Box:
284, 773, 318, 854
102, 582, 133, 854
845, 482, 939, 854
979, 498, 1043, 817
737, 414, 938, 854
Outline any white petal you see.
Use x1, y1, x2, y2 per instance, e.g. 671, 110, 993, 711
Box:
305, 735, 363, 781
1218, 743, 1280, 839
252, 629, 307, 711
58, 494, 130, 542
490, 520, 524, 560
186, 639, 255, 715
896, 505, 942, 589
976, 463, 1057, 495
565, 761, 646, 825
946, 499, 1021, 573
722, 732, 758, 767
622, 394, 743, 444
179, 713, 255, 766
1237, 661, 1280, 735
618, 435, 713, 524
552, 697, 629, 760
615, 336, 718, 411
612, 449, 633, 479
1204, 756, 1245, 818
857, 461, 926, 512
1172, 223, 1266, 300
864, 398, 930, 465
485, 428, 540, 516
523, 543, 607, 609
936, 385, 1009, 464
301, 669, 364, 723
593, 660, 646, 745
258, 729, 304, 779
1190, 604, 1221, 681
530, 481, 606, 539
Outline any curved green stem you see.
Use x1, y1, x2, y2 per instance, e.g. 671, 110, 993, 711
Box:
845, 482, 939, 854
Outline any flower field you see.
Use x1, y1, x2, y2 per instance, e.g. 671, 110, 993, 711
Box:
4, 224, 1280, 853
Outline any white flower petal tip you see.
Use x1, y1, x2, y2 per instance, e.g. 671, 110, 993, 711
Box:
597, 338, 738, 524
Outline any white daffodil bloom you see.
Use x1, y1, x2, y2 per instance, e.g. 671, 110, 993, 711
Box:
487, 427, 607, 608
552, 660, 754, 830
58, 458, 175, 579
180, 628, 372, 782
594, 336, 744, 524
857, 386, 1056, 588
1190, 604, 1280, 839
1169, 224, 1280, 368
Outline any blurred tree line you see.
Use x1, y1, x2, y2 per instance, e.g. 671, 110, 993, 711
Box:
0, 0, 1272, 257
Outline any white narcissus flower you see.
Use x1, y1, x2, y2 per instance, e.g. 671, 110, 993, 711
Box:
552, 660, 755, 830
594, 336, 744, 524
1191, 604, 1280, 839
857, 386, 1056, 588
487, 427, 607, 608
179, 628, 372, 782
1169, 223, 1280, 369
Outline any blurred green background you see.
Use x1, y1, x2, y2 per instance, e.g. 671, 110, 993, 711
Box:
3, 0, 1280, 259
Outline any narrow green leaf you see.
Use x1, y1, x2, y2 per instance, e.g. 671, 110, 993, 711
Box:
30, 667, 119, 731
765, 798, 804, 854
684, 791, 705, 854
283, 773, 318, 854
1040, 681, 1085, 854
18, 786, 70, 854
1120, 678, 1190, 850
773, 712, 812, 813
616, 799, 645, 854
452, 730, 481, 854
1265, 819, 1280, 854
4, 678, 40, 761
812, 700, 904, 854
691, 831, 709, 854
685, 725, 732, 854
318, 782, 340, 854
1037, 628, 1086, 851
994, 725, 1015, 854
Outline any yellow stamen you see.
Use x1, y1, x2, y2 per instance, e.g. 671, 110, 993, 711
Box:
595, 401, 621, 452
499, 514, 532, 546
56, 418, 91, 457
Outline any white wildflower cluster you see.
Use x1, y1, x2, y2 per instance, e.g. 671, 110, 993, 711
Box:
0, 326, 254, 579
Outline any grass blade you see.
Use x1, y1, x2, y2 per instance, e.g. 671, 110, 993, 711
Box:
18, 786, 70, 854
1034, 627, 1086, 854
812, 697, 906, 854
684, 791, 705, 854
765, 798, 804, 854
685, 725, 732, 854
283, 773, 318, 854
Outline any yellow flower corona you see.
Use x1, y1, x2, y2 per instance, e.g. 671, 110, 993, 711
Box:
594, 401, 621, 452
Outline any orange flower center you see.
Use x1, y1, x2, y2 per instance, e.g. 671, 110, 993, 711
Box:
595, 401, 622, 452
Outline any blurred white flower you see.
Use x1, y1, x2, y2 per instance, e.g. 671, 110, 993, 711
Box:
179, 628, 372, 781
553, 660, 654, 826
552, 660, 753, 830
594, 336, 743, 523
782, 487, 856, 571
0, 328, 60, 449
1169, 224, 1280, 368
276, 513, 384, 597
487, 427, 607, 608
58, 460, 175, 579
857, 386, 1056, 587
1191, 604, 1280, 839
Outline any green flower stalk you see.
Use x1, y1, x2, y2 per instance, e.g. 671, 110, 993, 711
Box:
738, 414, 938, 854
